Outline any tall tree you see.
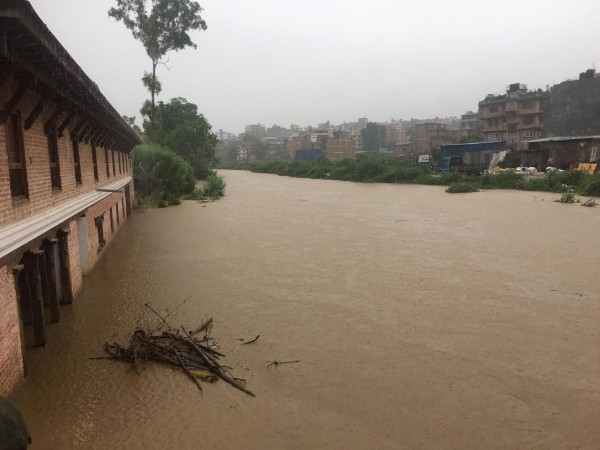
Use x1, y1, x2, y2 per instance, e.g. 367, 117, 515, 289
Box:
155, 98, 218, 178
108, 0, 207, 140
361, 122, 387, 154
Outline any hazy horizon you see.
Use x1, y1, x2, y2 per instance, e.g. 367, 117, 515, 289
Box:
29, 0, 600, 134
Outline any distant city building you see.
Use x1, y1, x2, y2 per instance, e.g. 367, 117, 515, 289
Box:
244, 123, 266, 138
478, 83, 546, 149
327, 132, 356, 161
460, 112, 480, 137
394, 141, 416, 158
415, 123, 460, 153
543, 70, 600, 137
217, 129, 237, 141
288, 133, 328, 158
265, 124, 292, 139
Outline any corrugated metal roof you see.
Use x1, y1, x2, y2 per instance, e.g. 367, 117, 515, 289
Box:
528, 136, 600, 143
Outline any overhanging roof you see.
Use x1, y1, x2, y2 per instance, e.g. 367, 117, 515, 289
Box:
0, 0, 142, 150
0, 177, 132, 265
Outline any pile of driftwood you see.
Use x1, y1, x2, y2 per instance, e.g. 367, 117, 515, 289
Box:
97, 304, 255, 397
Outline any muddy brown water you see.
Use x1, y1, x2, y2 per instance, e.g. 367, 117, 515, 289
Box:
13, 170, 600, 449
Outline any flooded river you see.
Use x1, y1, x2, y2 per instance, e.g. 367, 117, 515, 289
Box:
14, 170, 600, 449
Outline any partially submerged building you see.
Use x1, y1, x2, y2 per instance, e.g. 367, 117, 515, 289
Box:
0, 0, 141, 396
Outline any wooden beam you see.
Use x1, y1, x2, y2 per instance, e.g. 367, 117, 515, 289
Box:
57, 231, 73, 305
24, 94, 47, 130
42, 241, 60, 324
11, 266, 28, 376
80, 122, 95, 142
71, 117, 87, 136
57, 109, 76, 138
0, 73, 35, 124
0, 61, 19, 93
29, 253, 46, 347
43, 104, 64, 135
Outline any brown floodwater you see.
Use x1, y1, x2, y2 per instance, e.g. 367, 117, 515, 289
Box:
13, 170, 600, 449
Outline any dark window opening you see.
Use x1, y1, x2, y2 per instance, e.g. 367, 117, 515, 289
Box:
92, 144, 99, 181
105, 147, 110, 177
112, 150, 116, 176
122, 198, 126, 218
109, 207, 114, 233
6, 112, 28, 199
116, 202, 120, 225
95, 214, 105, 251
72, 135, 82, 184
47, 122, 61, 190
118, 151, 122, 173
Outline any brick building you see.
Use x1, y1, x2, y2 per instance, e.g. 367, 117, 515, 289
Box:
326, 132, 356, 161
0, 0, 141, 396
460, 111, 480, 137
415, 123, 461, 154
478, 83, 546, 149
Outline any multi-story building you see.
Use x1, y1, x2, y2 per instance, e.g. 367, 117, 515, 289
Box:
415, 123, 460, 153
326, 132, 356, 161
460, 111, 480, 137
478, 83, 546, 149
0, 0, 141, 396
244, 123, 266, 138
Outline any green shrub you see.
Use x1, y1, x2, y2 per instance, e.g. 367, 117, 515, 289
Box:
579, 174, 600, 196
446, 182, 479, 193
555, 191, 577, 203
133, 144, 195, 203
202, 172, 226, 199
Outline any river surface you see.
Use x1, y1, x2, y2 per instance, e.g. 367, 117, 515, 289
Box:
14, 170, 600, 449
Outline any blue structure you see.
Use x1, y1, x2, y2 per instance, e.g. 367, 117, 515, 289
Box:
295, 148, 324, 161
439, 141, 506, 170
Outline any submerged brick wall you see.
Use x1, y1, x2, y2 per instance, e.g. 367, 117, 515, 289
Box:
0, 266, 24, 397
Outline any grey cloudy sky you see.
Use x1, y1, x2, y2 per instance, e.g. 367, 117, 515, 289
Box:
30, 0, 600, 134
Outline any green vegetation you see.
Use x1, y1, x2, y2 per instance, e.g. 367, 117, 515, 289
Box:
132, 144, 195, 206
235, 155, 600, 196
183, 172, 226, 202
109, 0, 207, 139
555, 191, 578, 203
446, 182, 480, 193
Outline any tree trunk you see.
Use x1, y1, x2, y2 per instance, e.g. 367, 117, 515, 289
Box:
150, 61, 157, 141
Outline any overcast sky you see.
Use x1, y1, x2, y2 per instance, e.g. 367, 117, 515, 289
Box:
29, 0, 600, 134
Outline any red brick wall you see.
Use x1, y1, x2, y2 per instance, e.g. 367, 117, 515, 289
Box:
0, 82, 133, 229
0, 80, 136, 396
0, 266, 25, 397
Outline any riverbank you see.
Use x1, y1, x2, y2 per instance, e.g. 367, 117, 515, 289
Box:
14, 170, 600, 449
225, 157, 600, 197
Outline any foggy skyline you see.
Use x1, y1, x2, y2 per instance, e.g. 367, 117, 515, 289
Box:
30, 0, 600, 134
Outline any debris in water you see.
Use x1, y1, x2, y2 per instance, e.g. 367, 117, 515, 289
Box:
241, 335, 260, 345
93, 304, 255, 397
266, 360, 301, 369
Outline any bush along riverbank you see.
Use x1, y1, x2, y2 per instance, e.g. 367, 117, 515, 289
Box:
133, 144, 225, 207
226, 156, 600, 196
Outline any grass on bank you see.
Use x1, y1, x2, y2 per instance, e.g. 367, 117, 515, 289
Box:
222, 156, 600, 197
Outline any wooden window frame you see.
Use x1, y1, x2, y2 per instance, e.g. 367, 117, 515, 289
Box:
105, 147, 110, 177
72, 134, 82, 185
91, 144, 99, 181
47, 122, 61, 190
6, 112, 29, 200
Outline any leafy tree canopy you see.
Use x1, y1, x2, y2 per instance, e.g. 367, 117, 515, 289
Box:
109, 0, 207, 138
145, 97, 218, 179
